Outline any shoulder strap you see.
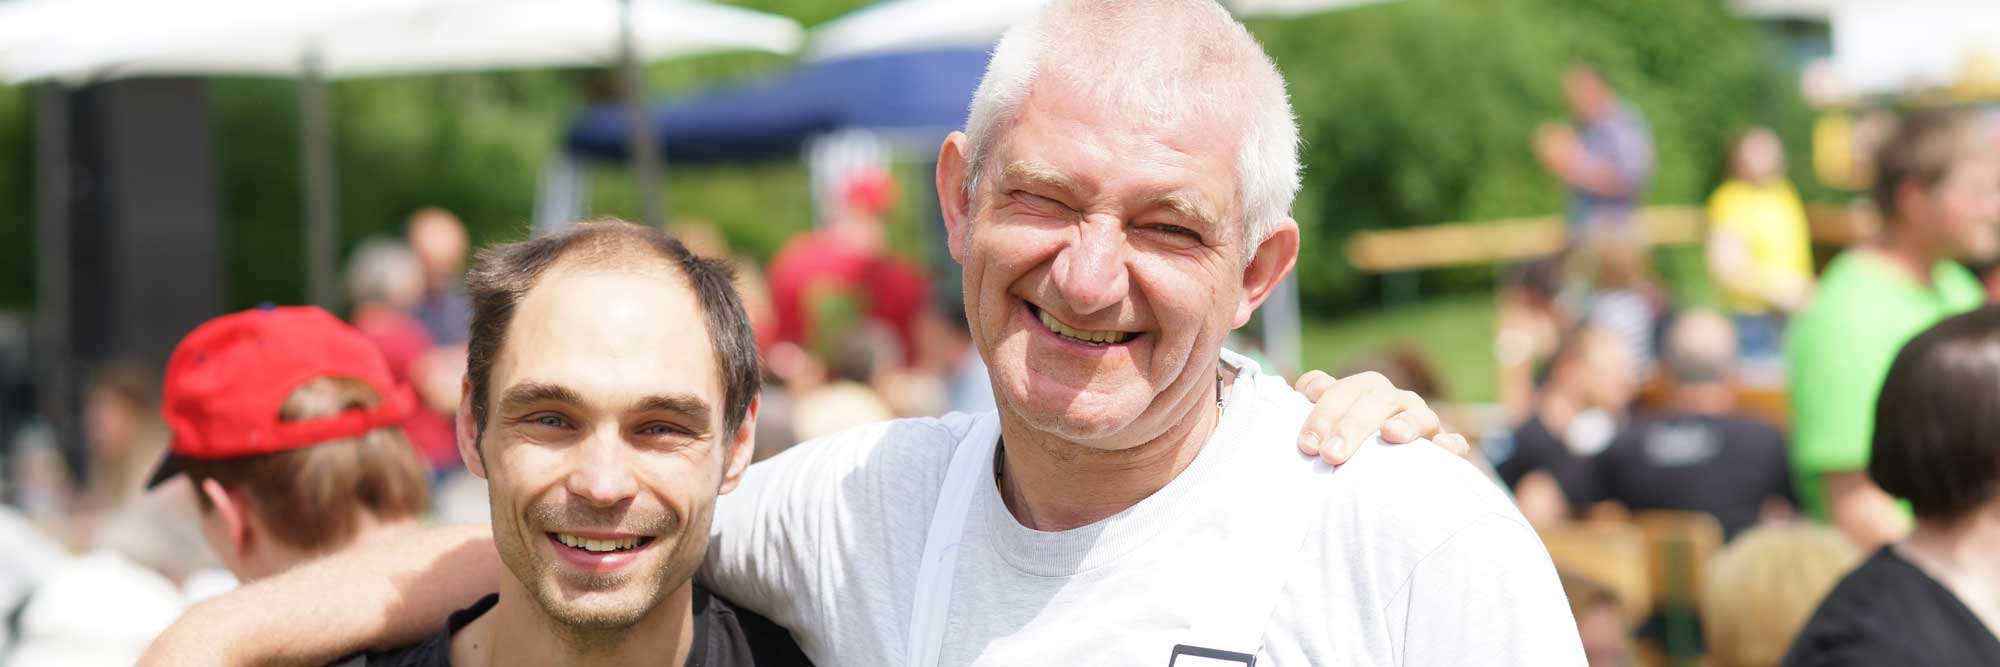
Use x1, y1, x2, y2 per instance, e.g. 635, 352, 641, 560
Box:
1183, 454, 1331, 657
905, 412, 1002, 667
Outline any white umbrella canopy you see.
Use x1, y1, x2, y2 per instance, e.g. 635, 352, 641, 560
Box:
804, 0, 1400, 61
1223, 0, 1398, 19
4, 0, 802, 308
3, 0, 803, 83
806, 0, 1048, 61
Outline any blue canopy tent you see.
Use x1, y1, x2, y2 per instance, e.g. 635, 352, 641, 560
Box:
564, 47, 991, 164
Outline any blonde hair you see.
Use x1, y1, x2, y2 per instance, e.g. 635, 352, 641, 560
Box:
1700, 523, 1861, 667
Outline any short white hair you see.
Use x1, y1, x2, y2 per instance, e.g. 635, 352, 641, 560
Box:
962, 0, 1301, 247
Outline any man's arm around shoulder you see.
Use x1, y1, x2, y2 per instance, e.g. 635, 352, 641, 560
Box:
142, 524, 500, 667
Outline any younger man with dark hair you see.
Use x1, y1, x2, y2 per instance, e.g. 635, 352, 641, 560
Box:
364, 220, 809, 666
148, 306, 431, 582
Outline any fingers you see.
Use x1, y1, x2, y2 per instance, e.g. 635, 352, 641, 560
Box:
1294, 370, 1336, 401
1435, 432, 1473, 459
1331, 393, 1400, 465
1295, 371, 1384, 461
1378, 391, 1440, 444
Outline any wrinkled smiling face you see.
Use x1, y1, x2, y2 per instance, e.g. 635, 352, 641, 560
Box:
949, 79, 1274, 451
464, 264, 740, 631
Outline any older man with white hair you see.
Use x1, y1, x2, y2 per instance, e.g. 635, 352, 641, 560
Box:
141, 2, 1577, 665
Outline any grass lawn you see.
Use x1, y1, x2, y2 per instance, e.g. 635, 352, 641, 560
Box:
1300, 294, 1498, 403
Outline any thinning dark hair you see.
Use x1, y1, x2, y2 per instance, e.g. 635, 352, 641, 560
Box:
464, 219, 762, 440
1870, 305, 2000, 520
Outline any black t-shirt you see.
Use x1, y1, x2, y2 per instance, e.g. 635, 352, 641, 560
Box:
1493, 415, 1598, 506
360, 586, 813, 667
1573, 412, 1795, 540
1783, 547, 2000, 667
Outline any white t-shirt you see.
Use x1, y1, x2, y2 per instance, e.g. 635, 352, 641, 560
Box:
704, 353, 1585, 665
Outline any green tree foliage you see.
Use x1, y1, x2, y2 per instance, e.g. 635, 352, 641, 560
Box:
1252, 0, 1810, 311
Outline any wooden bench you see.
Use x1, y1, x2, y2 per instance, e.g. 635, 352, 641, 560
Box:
1347, 204, 1869, 273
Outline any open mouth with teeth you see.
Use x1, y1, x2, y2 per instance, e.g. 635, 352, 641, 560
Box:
550, 532, 655, 554
1030, 303, 1138, 346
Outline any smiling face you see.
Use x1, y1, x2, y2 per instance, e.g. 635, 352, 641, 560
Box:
1922, 154, 2000, 262
939, 77, 1298, 450
459, 262, 752, 631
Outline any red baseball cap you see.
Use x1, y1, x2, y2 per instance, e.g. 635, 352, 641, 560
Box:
147, 305, 417, 488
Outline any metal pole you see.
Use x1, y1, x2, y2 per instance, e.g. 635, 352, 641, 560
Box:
620, 0, 664, 227
32, 84, 78, 472
300, 50, 338, 309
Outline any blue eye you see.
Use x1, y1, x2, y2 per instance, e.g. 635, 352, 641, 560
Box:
536, 415, 568, 428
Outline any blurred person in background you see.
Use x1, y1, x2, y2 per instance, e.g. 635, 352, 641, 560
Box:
1785, 111, 1999, 549
148, 305, 430, 583
1785, 306, 2000, 665
1576, 234, 1667, 373
347, 237, 461, 471
407, 207, 473, 347
1572, 310, 1797, 541
1536, 64, 1656, 242
1496, 259, 1573, 422
789, 323, 897, 441
77, 363, 169, 516
1493, 326, 1639, 529
1701, 523, 1858, 667
1561, 570, 1636, 667
766, 167, 931, 368
1707, 127, 1814, 371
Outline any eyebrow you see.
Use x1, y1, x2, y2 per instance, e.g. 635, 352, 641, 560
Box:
1000, 160, 1082, 198
498, 382, 583, 410
1148, 191, 1222, 231
500, 382, 717, 430
634, 394, 713, 427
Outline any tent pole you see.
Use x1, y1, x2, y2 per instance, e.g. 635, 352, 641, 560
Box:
300, 49, 338, 309
620, 0, 664, 227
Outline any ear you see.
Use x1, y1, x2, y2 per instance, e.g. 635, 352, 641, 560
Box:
717, 396, 760, 495
199, 478, 254, 562
1233, 218, 1301, 328
936, 132, 975, 264
455, 375, 487, 479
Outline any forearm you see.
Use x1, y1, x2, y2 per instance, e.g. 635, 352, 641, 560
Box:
141, 524, 502, 666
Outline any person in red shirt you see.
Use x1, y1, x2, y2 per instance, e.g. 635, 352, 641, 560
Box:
765, 167, 930, 368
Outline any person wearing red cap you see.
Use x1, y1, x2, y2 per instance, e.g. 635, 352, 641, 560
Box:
765, 166, 931, 370
148, 305, 429, 583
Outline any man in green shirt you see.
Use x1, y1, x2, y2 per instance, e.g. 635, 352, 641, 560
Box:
1786, 112, 1999, 548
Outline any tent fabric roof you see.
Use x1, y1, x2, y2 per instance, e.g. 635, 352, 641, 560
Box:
564, 47, 990, 163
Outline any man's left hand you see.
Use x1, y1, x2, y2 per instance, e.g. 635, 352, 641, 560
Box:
1293, 370, 1471, 464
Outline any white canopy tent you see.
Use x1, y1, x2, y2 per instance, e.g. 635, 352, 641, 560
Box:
2, 0, 802, 308
1827, 0, 2000, 97
807, 0, 1398, 61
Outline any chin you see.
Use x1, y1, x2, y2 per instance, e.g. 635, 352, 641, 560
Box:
533, 577, 664, 630
1010, 391, 1149, 450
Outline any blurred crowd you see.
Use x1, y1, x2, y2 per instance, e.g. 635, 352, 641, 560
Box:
4, 62, 2000, 667
1457, 69, 2000, 666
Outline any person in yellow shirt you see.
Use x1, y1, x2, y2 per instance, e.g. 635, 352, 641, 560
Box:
1707, 127, 1815, 366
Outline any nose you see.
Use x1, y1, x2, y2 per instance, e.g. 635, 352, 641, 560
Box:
566, 427, 638, 508
1050, 215, 1131, 316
